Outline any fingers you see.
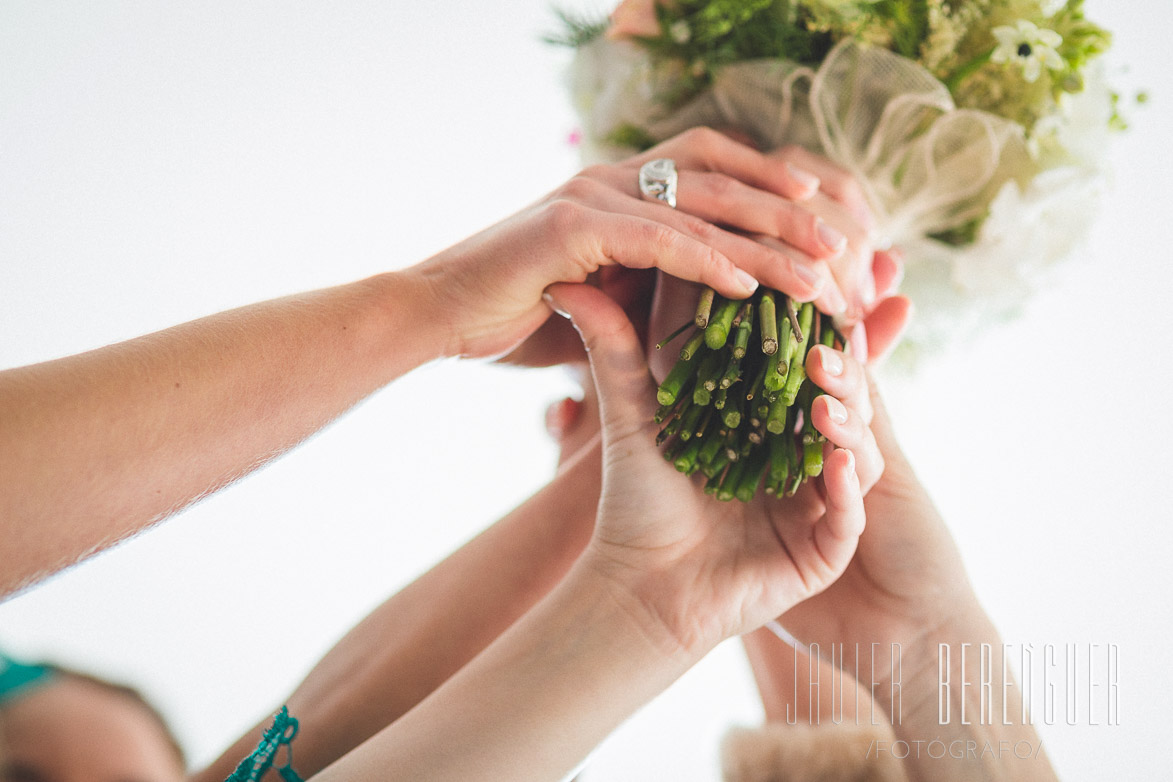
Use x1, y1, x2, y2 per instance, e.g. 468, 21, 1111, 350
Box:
810, 394, 883, 494
804, 346, 884, 493
568, 206, 759, 300
673, 170, 847, 261
872, 248, 904, 300
848, 322, 869, 365
637, 126, 821, 201
542, 283, 661, 450
567, 173, 830, 302
768, 145, 874, 232
862, 295, 913, 365
754, 236, 847, 316
812, 448, 865, 569
805, 345, 872, 424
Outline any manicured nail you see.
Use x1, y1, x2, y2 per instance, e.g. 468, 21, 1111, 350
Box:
821, 281, 849, 317
734, 268, 760, 295
825, 396, 848, 424
818, 346, 844, 377
786, 162, 820, 196
849, 323, 869, 364
794, 262, 825, 291
542, 292, 570, 319
860, 265, 877, 307
817, 220, 847, 254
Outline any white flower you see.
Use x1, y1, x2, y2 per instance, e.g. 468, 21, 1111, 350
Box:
669, 20, 691, 45
1040, 0, 1066, 17
991, 20, 1064, 82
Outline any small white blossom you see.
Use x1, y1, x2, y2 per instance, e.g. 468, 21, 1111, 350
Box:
669, 20, 691, 44
1040, 0, 1066, 17
991, 20, 1064, 82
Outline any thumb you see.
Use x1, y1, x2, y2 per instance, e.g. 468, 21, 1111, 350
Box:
543, 283, 660, 449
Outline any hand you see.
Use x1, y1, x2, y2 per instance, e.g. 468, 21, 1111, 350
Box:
646, 266, 912, 383
411, 126, 853, 364
763, 148, 913, 360
776, 377, 978, 680
543, 282, 883, 657
766, 145, 877, 323
642, 147, 911, 375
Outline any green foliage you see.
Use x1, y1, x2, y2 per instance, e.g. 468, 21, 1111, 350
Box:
870, 0, 929, 58
929, 216, 983, 247
543, 6, 608, 47
605, 123, 659, 151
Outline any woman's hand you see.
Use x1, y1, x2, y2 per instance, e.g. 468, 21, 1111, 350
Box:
750, 381, 1061, 782
776, 380, 978, 673
411, 127, 854, 364
643, 146, 910, 376
767, 145, 879, 324
543, 282, 882, 658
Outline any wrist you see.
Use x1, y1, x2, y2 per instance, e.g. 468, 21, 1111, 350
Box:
882, 598, 1002, 722
577, 546, 722, 666
362, 267, 456, 364
566, 557, 705, 675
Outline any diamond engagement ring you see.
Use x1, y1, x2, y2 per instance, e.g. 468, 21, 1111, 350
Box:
638, 158, 678, 209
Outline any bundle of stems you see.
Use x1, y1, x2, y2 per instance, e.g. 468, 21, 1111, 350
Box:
653, 287, 845, 502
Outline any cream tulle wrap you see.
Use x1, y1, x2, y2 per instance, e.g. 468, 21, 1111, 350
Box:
570, 39, 1109, 361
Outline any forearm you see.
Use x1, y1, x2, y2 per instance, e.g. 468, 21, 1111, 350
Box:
883, 605, 1058, 782
0, 269, 444, 596
191, 442, 602, 782
742, 627, 874, 726
311, 560, 695, 782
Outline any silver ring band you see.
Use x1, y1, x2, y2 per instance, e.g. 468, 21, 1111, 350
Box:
638, 158, 678, 209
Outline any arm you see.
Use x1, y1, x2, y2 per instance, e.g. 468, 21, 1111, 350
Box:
744, 376, 1058, 782
0, 272, 440, 595
190, 436, 602, 782
2, 127, 847, 598
299, 281, 878, 782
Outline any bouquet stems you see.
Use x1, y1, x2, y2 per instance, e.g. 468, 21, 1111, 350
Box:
654, 287, 845, 502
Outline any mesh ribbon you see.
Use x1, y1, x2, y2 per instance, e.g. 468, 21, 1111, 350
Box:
641, 40, 1032, 248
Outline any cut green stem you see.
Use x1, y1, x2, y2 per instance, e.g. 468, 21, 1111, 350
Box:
694, 287, 716, 328
704, 298, 740, 349
656, 352, 699, 406
655, 320, 694, 351
759, 292, 778, 355
680, 330, 706, 361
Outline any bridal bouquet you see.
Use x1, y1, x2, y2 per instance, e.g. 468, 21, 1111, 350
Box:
556, 0, 1118, 499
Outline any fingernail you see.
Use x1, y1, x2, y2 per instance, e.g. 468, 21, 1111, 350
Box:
733, 268, 760, 295
794, 262, 825, 292
843, 448, 856, 472
849, 323, 869, 364
786, 162, 820, 196
818, 347, 844, 377
817, 220, 847, 255
822, 281, 849, 316
825, 396, 848, 425
542, 291, 570, 319
860, 265, 877, 307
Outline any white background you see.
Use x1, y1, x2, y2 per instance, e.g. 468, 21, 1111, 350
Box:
1, 1, 1171, 779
